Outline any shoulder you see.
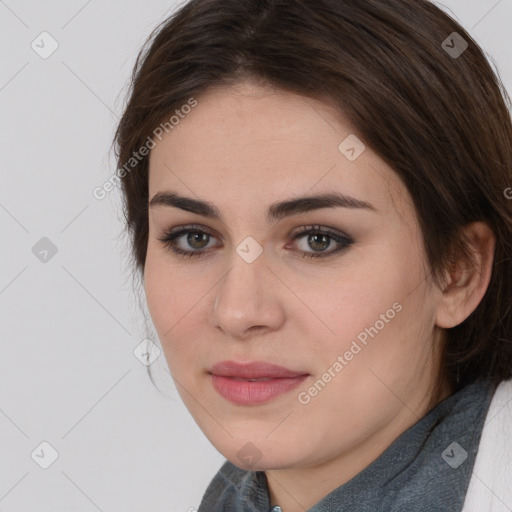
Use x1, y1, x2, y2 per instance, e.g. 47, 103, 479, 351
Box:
462, 378, 512, 512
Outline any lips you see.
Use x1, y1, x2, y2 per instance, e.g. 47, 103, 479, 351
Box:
210, 360, 308, 379
209, 360, 309, 405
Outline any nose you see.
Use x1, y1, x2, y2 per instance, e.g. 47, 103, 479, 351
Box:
211, 248, 286, 340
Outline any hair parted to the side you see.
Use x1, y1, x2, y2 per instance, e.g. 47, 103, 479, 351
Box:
112, 0, 512, 399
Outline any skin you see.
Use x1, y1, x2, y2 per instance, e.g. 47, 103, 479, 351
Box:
144, 80, 496, 511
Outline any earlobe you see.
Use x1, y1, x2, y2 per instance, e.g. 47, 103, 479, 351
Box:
435, 222, 496, 329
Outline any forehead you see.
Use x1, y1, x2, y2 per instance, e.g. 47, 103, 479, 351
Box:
148, 81, 413, 221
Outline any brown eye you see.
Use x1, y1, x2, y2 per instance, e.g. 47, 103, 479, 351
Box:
158, 225, 218, 258
307, 233, 331, 252
186, 231, 210, 249
158, 224, 353, 260
292, 226, 354, 259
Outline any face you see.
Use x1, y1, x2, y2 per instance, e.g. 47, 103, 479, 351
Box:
144, 81, 446, 472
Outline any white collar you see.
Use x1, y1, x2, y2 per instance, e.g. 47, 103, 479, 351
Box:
462, 378, 512, 511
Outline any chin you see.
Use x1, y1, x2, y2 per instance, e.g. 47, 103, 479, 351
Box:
212, 436, 301, 472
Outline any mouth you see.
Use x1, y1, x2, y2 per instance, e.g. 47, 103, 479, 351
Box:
208, 360, 309, 405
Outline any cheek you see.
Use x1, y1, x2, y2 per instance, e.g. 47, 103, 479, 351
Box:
144, 254, 172, 330
143, 253, 211, 367
144, 253, 184, 345
144, 244, 195, 325
313, 248, 429, 372
313, 269, 402, 349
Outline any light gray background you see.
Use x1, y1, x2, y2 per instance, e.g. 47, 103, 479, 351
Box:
0, 1, 510, 511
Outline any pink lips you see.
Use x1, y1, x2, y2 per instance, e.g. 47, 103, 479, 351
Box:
209, 361, 309, 405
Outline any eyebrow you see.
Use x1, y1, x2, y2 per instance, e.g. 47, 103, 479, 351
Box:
148, 191, 378, 222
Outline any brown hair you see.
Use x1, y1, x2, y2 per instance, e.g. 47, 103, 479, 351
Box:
113, 0, 512, 399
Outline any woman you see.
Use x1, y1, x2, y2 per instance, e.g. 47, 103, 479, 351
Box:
113, 0, 512, 510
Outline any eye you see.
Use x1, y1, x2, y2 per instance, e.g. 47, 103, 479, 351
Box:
158, 225, 218, 258
290, 225, 353, 259
157, 224, 354, 259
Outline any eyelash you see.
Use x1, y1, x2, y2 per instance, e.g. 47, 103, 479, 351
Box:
157, 224, 354, 260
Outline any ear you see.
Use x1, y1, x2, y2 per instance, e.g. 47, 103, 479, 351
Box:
435, 221, 496, 329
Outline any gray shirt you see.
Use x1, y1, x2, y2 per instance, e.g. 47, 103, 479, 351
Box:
197, 379, 495, 511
